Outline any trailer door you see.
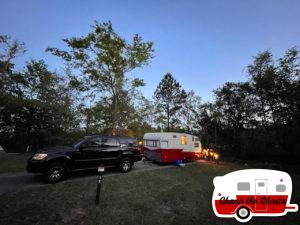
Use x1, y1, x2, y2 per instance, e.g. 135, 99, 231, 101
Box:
255, 179, 268, 211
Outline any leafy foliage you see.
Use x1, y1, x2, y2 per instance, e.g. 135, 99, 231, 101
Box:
47, 21, 154, 134
0, 37, 79, 152
199, 48, 300, 161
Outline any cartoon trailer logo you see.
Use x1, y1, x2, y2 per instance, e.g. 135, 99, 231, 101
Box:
212, 169, 298, 222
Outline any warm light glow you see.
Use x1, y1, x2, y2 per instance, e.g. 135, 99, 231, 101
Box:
214, 153, 219, 159
138, 141, 143, 146
181, 135, 187, 145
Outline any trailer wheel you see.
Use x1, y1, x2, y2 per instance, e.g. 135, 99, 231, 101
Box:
236, 206, 251, 221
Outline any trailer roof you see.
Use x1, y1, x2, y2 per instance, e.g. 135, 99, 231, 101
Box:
143, 132, 193, 139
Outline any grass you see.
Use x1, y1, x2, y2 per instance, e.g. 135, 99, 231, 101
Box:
0, 153, 31, 173
0, 162, 299, 225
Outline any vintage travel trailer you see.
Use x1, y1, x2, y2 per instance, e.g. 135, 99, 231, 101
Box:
142, 132, 202, 163
212, 169, 298, 222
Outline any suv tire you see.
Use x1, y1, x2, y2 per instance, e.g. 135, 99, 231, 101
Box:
119, 157, 133, 173
44, 162, 67, 183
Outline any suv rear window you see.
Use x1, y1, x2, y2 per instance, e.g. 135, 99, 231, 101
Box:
119, 138, 137, 147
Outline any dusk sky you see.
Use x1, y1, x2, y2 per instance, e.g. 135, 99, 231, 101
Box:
1, 0, 299, 101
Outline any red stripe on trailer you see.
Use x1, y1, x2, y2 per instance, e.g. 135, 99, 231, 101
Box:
214, 195, 289, 215
182, 151, 199, 161
144, 147, 199, 163
160, 149, 183, 162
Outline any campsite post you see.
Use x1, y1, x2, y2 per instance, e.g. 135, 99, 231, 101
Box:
95, 166, 105, 205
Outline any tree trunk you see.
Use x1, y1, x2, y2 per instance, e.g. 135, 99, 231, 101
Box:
167, 105, 170, 132
112, 93, 118, 135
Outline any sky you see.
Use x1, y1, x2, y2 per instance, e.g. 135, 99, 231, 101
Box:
1, 0, 299, 101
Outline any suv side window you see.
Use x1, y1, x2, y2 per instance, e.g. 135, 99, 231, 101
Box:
101, 137, 119, 147
86, 137, 102, 147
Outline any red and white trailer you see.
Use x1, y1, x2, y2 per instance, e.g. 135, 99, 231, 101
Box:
212, 169, 298, 222
143, 132, 202, 163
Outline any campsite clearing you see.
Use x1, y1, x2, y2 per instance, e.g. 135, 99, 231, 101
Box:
0, 162, 299, 225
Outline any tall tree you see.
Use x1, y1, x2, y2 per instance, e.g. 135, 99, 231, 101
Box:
154, 73, 187, 131
47, 21, 154, 134
194, 102, 223, 148
180, 90, 201, 133
214, 82, 256, 156
248, 48, 300, 153
204, 48, 300, 159
0, 44, 79, 152
0, 35, 26, 97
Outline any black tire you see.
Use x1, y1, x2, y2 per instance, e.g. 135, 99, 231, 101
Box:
119, 157, 133, 173
237, 206, 250, 220
44, 162, 67, 183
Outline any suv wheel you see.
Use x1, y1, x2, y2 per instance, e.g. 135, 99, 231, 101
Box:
44, 162, 67, 183
119, 158, 133, 173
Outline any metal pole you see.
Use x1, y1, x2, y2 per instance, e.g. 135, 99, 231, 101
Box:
95, 174, 102, 205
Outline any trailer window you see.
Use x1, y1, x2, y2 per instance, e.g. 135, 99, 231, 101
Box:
181, 135, 187, 145
145, 140, 159, 147
194, 143, 199, 147
258, 182, 265, 187
276, 184, 286, 192
237, 182, 250, 191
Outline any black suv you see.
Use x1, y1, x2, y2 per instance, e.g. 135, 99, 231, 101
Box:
27, 136, 142, 183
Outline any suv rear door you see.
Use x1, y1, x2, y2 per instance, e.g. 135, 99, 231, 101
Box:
73, 137, 103, 169
100, 136, 121, 165
119, 137, 140, 157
